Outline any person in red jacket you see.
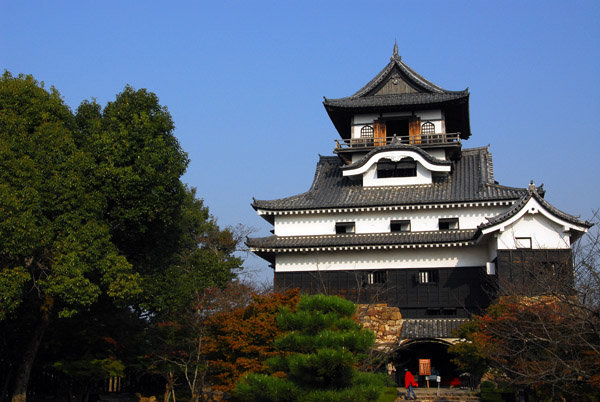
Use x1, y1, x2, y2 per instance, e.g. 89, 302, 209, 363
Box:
404, 368, 417, 400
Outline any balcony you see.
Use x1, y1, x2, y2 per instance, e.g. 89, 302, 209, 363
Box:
334, 133, 461, 151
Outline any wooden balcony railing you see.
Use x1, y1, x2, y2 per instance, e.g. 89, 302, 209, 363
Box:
334, 133, 461, 150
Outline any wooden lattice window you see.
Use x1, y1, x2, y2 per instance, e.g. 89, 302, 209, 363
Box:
418, 270, 438, 284
421, 121, 435, 135
360, 125, 374, 138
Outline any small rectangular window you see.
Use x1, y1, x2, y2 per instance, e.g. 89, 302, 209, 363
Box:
438, 218, 459, 230
418, 270, 437, 284
335, 222, 355, 234
515, 237, 532, 249
377, 160, 417, 178
391, 220, 411, 232
443, 308, 457, 316
426, 308, 441, 316
365, 270, 387, 285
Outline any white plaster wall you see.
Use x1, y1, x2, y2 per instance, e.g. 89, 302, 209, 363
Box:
496, 214, 571, 250
487, 237, 498, 261
273, 206, 508, 236
416, 110, 442, 121
353, 114, 381, 125
275, 244, 490, 272
350, 110, 444, 138
426, 149, 446, 160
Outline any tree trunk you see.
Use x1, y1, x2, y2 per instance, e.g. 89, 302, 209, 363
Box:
11, 295, 53, 402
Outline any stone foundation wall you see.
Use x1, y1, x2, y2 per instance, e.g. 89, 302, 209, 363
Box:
357, 303, 402, 349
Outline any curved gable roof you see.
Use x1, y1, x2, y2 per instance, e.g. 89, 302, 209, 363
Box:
477, 183, 592, 238
340, 140, 452, 173
322, 45, 471, 140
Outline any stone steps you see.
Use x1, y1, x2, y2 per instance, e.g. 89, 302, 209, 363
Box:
395, 388, 480, 402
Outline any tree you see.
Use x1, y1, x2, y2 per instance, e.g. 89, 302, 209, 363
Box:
202, 288, 300, 394
144, 281, 259, 402
0, 72, 242, 402
450, 211, 600, 401
233, 294, 388, 402
0, 72, 142, 402
74, 88, 189, 275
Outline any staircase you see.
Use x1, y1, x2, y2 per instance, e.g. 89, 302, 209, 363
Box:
395, 387, 480, 402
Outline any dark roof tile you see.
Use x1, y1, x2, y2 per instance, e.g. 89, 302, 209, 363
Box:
324, 92, 468, 109
253, 147, 526, 211
400, 319, 469, 339
247, 229, 477, 250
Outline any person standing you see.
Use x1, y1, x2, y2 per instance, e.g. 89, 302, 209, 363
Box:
386, 361, 397, 385
404, 368, 417, 400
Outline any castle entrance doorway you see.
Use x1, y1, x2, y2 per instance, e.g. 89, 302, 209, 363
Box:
390, 339, 462, 388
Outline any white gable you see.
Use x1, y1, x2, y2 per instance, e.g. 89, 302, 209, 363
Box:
481, 197, 588, 250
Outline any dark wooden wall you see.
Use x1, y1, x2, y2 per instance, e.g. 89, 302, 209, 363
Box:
274, 266, 492, 319
496, 249, 573, 295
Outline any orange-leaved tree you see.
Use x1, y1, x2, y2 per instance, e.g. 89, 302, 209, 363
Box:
451, 294, 600, 400
202, 288, 300, 393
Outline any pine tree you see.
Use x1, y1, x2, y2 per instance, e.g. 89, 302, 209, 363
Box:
234, 294, 387, 402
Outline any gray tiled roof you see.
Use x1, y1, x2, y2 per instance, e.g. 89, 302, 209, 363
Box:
355, 54, 463, 97
322, 51, 472, 140
400, 319, 469, 339
252, 147, 527, 212
323, 92, 468, 109
247, 229, 477, 250
323, 53, 468, 108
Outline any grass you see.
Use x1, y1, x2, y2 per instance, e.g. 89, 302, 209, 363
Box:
377, 387, 399, 402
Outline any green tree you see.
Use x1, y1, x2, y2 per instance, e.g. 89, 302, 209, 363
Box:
0, 72, 141, 402
233, 294, 388, 402
0, 72, 242, 402
74, 86, 189, 276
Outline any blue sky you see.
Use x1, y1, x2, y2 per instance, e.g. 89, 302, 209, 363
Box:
2, 1, 599, 282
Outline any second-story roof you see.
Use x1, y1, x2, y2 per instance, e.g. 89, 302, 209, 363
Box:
252, 146, 528, 216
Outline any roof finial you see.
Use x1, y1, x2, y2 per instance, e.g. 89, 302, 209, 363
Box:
393, 39, 400, 60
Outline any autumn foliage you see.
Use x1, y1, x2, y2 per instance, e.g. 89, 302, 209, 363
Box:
202, 288, 300, 392
450, 295, 600, 400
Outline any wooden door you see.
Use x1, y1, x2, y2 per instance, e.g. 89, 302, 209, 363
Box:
409, 117, 421, 145
374, 120, 386, 146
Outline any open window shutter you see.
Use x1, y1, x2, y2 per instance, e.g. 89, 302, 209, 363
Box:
374, 120, 386, 146
409, 117, 421, 145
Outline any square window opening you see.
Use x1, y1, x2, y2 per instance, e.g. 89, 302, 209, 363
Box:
377, 160, 417, 178
391, 220, 411, 232
439, 218, 459, 230
443, 308, 457, 316
515, 237, 532, 249
335, 222, 355, 234
363, 270, 387, 286
418, 270, 438, 284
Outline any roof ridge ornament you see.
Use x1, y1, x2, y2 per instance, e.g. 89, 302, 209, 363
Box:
392, 39, 401, 61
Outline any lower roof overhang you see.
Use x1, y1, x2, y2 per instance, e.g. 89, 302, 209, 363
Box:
247, 229, 478, 264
